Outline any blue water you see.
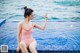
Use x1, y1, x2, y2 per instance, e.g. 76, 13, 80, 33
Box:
0, 0, 80, 50
0, 21, 80, 50
0, 0, 80, 21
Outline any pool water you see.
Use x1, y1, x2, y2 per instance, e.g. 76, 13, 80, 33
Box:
0, 21, 80, 50
0, 0, 80, 21
0, 0, 80, 50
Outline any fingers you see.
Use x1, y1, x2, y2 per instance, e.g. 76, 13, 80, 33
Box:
16, 47, 20, 53
45, 13, 48, 20
16, 45, 21, 53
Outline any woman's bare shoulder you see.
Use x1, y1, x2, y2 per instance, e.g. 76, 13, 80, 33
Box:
18, 21, 24, 25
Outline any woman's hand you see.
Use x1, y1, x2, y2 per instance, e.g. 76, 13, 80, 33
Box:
45, 13, 48, 20
16, 45, 20, 53
16, 45, 20, 52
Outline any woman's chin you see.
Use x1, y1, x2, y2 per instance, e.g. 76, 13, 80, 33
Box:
31, 18, 33, 20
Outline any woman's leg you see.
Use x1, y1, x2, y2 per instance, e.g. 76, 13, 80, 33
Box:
16, 46, 20, 53
29, 41, 37, 53
19, 41, 28, 53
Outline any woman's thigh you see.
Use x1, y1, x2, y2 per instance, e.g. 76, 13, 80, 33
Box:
19, 41, 28, 48
29, 40, 37, 48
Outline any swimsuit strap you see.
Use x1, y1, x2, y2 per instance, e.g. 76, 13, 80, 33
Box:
21, 21, 33, 30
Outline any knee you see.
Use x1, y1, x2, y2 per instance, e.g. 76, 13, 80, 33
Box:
29, 44, 37, 49
29, 45, 37, 53
29, 45, 34, 49
19, 42, 25, 47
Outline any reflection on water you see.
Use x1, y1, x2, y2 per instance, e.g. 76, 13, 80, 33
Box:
0, 0, 80, 21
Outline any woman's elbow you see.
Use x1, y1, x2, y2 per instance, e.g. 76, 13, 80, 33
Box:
42, 28, 45, 30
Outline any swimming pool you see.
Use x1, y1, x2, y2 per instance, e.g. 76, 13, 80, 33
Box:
0, 20, 80, 50
0, 0, 80, 51
0, 0, 80, 21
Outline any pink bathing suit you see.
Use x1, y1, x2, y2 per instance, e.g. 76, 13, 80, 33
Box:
21, 22, 35, 46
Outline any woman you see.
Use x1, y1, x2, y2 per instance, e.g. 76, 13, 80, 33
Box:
16, 6, 48, 53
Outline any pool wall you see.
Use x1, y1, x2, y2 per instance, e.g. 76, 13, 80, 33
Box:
0, 19, 6, 26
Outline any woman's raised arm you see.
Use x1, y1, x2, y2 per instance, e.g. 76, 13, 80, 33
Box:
33, 13, 48, 30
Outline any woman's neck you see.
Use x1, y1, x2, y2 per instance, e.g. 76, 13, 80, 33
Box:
24, 17, 30, 24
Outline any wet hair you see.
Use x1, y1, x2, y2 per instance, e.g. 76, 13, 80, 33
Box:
24, 6, 34, 18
